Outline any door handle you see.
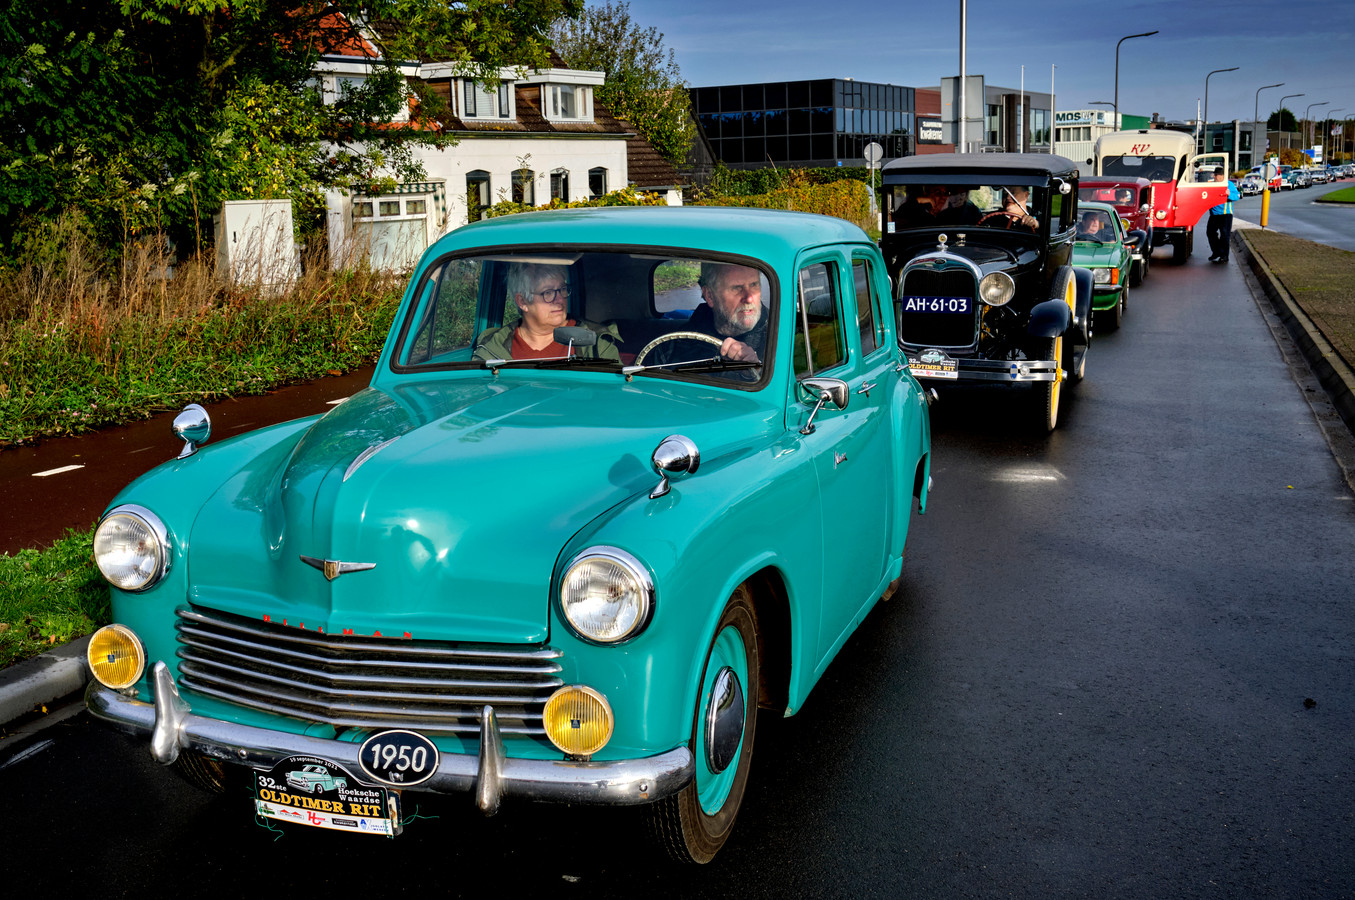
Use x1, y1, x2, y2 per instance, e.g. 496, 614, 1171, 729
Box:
856, 380, 877, 398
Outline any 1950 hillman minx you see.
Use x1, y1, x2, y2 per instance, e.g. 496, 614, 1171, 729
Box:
84, 206, 932, 863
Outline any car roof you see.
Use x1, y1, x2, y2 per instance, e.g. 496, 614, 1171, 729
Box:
1080, 177, 1152, 188
433, 206, 873, 262
882, 152, 1080, 179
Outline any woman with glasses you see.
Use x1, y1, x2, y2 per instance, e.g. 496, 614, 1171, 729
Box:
474, 262, 621, 361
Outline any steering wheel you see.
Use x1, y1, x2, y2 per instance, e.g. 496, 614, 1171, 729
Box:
977, 210, 1023, 227
634, 330, 724, 366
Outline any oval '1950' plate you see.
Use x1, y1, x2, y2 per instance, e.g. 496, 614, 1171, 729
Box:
358, 730, 440, 787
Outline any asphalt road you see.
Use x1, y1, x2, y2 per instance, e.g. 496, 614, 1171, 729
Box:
1234, 182, 1355, 251
3, 226, 1353, 896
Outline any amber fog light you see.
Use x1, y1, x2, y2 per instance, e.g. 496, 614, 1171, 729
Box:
87, 624, 146, 689
543, 685, 614, 757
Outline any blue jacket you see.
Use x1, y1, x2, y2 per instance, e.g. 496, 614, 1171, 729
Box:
1211, 180, 1241, 215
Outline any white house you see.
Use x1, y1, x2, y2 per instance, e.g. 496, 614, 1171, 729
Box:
316, 40, 634, 271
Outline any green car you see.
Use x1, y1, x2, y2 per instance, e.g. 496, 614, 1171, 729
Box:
84, 206, 933, 862
1071, 201, 1133, 330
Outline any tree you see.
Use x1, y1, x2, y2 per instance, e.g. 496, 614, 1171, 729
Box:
0, 0, 581, 258
549, 1, 693, 167
1268, 108, 1298, 132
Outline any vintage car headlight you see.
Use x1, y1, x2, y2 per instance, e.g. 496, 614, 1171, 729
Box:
86, 624, 146, 689
1092, 268, 1112, 284
559, 547, 654, 643
978, 272, 1015, 307
543, 685, 614, 757
93, 505, 169, 592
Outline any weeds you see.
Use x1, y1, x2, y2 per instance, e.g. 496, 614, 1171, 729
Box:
0, 211, 403, 446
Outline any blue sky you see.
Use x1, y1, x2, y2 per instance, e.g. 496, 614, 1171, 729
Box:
624, 0, 1355, 127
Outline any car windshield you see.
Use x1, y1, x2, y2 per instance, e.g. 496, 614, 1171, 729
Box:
1075, 210, 1118, 242
885, 182, 1046, 233
1078, 186, 1135, 206
392, 250, 774, 385
1101, 154, 1178, 181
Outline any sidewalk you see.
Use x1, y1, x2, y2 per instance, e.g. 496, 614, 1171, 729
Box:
5, 225, 1355, 733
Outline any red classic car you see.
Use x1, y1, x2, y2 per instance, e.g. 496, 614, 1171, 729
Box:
1078, 176, 1153, 285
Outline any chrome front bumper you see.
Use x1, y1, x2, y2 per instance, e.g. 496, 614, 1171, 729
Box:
906, 355, 1059, 383
87, 661, 693, 814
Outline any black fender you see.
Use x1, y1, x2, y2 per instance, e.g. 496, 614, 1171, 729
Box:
1027, 298, 1071, 338
1126, 229, 1148, 252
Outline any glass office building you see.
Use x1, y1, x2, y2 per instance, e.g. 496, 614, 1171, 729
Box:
690, 79, 914, 168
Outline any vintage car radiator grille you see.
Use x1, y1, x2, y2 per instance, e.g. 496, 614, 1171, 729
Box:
898, 268, 980, 349
174, 606, 564, 736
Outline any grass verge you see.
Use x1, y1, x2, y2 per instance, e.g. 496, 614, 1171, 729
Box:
1317, 186, 1355, 203
0, 525, 108, 668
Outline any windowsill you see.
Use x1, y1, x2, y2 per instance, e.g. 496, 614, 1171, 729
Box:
353, 214, 428, 224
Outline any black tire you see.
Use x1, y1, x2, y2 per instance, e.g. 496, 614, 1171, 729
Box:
172, 749, 230, 794
1037, 336, 1062, 432
1098, 286, 1125, 331
1172, 234, 1191, 263
647, 585, 760, 864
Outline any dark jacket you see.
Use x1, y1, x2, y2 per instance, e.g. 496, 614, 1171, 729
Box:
647, 303, 768, 381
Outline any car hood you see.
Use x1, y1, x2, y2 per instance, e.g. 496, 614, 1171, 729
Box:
1071, 243, 1121, 265
185, 376, 771, 643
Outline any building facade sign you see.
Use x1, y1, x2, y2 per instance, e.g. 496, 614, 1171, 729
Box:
918, 119, 943, 144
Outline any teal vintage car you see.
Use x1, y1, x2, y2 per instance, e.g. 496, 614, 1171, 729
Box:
1071, 201, 1133, 331
84, 206, 933, 862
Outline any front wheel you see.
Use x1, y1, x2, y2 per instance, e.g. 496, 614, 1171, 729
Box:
647, 585, 760, 864
1098, 285, 1125, 331
1037, 336, 1063, 432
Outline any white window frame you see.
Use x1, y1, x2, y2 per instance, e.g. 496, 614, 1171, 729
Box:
460, 79, 513, 120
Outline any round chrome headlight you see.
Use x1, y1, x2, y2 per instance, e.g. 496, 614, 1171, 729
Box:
559, 547, 654, 643
93, 505, 169, 592
978, 271, 1016, 307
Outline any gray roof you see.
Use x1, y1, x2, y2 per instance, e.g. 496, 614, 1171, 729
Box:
882, 152, 1079, 178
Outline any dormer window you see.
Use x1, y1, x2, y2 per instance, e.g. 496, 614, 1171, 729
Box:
543, 84, 593, 122
462, 80, 512, 119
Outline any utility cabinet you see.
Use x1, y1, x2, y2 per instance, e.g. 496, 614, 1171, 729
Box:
214, 200, 298, 290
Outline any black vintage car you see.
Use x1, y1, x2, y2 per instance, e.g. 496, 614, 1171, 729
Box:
881, 153, 1092, 431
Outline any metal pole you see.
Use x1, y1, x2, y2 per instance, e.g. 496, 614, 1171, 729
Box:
1305, 101, 1329, 155
1277, 94, 1304, 152
1114, 31, 1158, 123
1050, 64, 1057, 155
1203, 67, 1239, 155
1019, 65, 1024, 153
1253, 82, 1283, 169
1326, 109, 1344, 165
959, 0, 967, 152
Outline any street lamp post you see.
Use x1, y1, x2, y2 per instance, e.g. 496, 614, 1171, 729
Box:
1253, 82, 1283, 167
1202, 67, 1239, 156
1114, 31, 1158, 122
1277, 93, 1304, 151
1305, 101, 1329, 152
1324, 109, 1344, 164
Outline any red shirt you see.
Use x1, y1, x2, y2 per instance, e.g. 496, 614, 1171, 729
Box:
510, 319, 577, 359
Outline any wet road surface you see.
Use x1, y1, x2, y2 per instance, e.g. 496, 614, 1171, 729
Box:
3, 230, 1354, 896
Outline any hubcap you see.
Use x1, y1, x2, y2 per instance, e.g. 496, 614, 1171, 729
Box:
704, 666, 745, 774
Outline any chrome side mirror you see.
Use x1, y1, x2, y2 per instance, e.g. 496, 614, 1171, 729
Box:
649, 434, 700, 499
173, 403, 211, 459
799, 377, 849, 435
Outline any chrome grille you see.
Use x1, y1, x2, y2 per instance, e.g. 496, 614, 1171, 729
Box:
174, 606, 563, 736
897, 267, 980, 350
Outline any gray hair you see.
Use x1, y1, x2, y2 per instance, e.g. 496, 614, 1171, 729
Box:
507, 263, 569, 307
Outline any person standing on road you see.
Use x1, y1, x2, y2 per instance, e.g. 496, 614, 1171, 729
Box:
1207, 166, 1241, 263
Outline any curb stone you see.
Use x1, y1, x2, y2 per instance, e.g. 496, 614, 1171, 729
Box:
0, 635, 90, 728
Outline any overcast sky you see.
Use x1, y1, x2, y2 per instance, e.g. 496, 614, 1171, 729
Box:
624, 0, 1355, 126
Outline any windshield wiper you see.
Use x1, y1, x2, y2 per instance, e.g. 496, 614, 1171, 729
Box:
623, 355, 761, 377
532, 355, 622, 370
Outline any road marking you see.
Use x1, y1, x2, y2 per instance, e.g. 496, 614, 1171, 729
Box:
230, 422, 256, 431
32, 465, 85, 477
128, 446, 156, 454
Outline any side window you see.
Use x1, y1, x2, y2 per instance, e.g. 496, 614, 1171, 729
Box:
851, 259, 881, 355
402, 259, 482, 365
794, 262, 845, 377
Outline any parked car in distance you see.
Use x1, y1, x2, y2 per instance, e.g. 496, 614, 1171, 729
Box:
1071, 202, 1133, 332
82, 205, 934, 863
1238, 174, 1265, 196
882, 152, 1092, 431
1078, 176, 1153, 285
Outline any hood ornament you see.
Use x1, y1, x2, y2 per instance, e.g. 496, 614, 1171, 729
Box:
300, 555, 376, 581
